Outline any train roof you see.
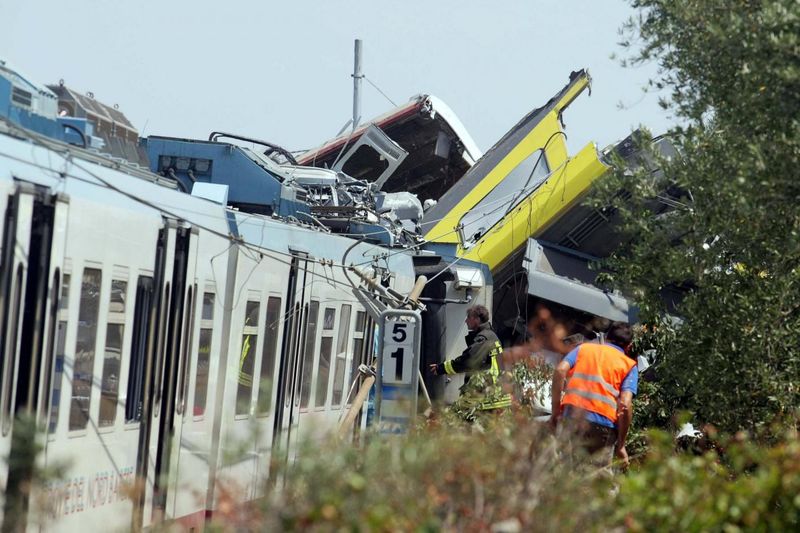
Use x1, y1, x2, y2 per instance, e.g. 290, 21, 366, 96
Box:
0, 118, 421, 286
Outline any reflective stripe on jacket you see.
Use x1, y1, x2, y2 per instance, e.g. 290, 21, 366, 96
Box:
479, 341, 512, 410
561, 343, 635, 422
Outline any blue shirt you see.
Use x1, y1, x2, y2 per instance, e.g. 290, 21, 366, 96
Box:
562, 343, 638, 428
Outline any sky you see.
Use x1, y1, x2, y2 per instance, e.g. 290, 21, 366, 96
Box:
0, 0, 677, 156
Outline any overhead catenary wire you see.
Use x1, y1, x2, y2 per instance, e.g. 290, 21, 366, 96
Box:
5, 119, 558, 270
4, 118, 573, 327
47, 155, 381, 358
348, 161, 574, 270
7, 118, 582, 336
4, 126, 387, 335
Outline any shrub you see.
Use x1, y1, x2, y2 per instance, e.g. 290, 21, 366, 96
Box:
209, 418, 800, 531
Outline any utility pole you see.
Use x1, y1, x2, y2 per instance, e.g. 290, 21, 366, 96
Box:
352, 39, 363, 130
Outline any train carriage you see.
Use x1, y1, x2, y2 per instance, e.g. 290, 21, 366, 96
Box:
0, 121, 417, 531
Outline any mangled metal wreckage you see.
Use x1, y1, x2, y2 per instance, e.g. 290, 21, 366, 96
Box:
297, 69, 658, 401
144, 68, 679, 411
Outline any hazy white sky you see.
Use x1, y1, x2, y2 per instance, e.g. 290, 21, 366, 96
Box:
1, 0, 676, 155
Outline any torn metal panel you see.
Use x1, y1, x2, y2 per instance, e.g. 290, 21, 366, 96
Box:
524, 238, 634, 323
454, 266, 484, 290
537, 132, 680, 258
332, 124, 408, 190
298, 95, 481, 203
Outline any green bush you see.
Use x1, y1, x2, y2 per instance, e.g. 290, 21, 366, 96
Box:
593, 0, 800, 435
209, 419, 800, 531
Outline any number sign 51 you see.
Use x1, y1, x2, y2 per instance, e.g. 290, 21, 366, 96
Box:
382, 320, 415, 385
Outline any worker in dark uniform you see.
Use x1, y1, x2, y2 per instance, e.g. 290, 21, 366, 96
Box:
428, 305, 511, 410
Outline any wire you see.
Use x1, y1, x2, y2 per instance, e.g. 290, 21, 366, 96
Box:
7, 118, 583, 342
423, 253, 467, 287
347, 161, 576, 269
3, 119, 555, 271
503, 131, 567, 333
504, 131, 567, 218
364, 75, 398, 107
5, 127, 381, 322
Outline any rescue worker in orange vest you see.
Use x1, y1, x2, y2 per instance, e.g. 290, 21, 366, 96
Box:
428, 305, 511, 410
549, 322, 637, 468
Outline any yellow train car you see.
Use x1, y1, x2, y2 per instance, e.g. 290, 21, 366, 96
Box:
421, 70, 609, 272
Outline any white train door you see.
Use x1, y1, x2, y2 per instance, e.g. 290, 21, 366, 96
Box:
272, 253, 314, 463
132, 220, 176, 529
153, 225, 198, 519
0, 183, 68, 528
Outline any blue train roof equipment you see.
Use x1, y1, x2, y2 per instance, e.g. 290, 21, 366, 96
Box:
142, 133, 424, 247
142, 134, 310, 219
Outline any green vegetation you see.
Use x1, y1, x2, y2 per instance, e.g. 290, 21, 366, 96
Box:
207, 419, 800, 531
445, 362, 551, 424
595, 0, 800, 434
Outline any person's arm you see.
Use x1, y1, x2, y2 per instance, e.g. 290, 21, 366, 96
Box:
549, 360, 570, 428
615, 390, 633, 468
429, 333, 491, 376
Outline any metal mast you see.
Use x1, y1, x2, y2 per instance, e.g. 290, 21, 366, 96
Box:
352, 39, 363, 130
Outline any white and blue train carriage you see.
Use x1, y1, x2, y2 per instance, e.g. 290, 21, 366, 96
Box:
0, 119, 417, 531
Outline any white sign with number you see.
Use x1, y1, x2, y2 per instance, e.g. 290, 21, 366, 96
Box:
381, 320, 416, 385
374, 310, 421, 437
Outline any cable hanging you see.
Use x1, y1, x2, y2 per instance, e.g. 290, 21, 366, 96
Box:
364, 75, 398, 108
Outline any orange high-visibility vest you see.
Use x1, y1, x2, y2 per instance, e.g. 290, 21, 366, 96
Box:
561, 343, 636, 422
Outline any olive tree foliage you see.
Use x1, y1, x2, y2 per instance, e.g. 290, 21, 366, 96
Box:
597, 0, 800, 433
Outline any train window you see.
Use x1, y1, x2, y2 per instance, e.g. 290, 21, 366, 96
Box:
193, 292, 215, 417
202, 293, 214, 320
69, 267, 102, 431
41, 271, 60, 425
49, 273, 70, 433
153, 283, 170, 413
458, 149, 549, 246
314, 307, 336, 408
125, 276, 154, 423
99, 280, 127, 427
177, 285, 196, 414
323, 308, 335, 330
348, 310, 367, 404
355, 310, 366, 333
331, 304, 352, 407
256, 297, 281, 415
299, 300, 319, 409
315, 336, 333, 408
365, 317, 377, 363
236, 300, 260, 415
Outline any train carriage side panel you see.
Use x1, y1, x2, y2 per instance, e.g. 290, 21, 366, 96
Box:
208, 218, 292, 508
35, 165, 163, 532
165, 220, 234, 527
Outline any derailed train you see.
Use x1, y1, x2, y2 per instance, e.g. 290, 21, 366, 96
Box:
0, 65, 647, 530
0, 114, 499, 529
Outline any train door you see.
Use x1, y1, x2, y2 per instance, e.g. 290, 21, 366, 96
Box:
0, 183, 68, 527
131, 220, 176, 529
154, 225, 198, 518
271, 253, 314, 463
